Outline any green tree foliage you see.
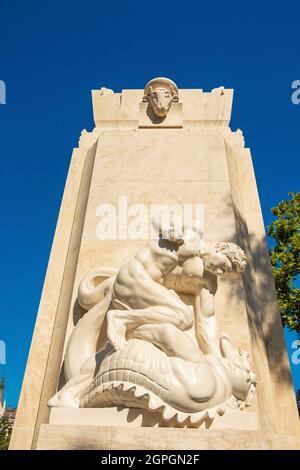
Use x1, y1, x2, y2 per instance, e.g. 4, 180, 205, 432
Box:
268, 192, 300, 335
0, 415, 12, 450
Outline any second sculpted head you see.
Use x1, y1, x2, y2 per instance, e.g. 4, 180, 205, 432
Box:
143, 77, 179, 117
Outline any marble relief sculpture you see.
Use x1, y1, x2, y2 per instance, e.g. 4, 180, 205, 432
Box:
48, 215, 256, 426
142, 77, 179, 117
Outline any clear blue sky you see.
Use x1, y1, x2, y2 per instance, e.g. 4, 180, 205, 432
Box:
0, 0, 299, 407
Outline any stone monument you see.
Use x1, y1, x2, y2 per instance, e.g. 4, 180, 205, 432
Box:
10, 78, 300, 449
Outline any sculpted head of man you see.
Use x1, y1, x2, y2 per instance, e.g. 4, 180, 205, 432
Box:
143, 77, 179, 117
152, 209, 184, 249
204, 242, 247, 277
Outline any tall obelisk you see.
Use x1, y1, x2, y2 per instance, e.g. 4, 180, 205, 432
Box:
10, 79, 300, 450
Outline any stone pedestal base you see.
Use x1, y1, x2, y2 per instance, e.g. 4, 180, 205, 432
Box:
49, 407, 258, 431
34, 424, 300, 450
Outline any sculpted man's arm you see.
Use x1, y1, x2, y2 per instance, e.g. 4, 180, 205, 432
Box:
194, 279, 222, 357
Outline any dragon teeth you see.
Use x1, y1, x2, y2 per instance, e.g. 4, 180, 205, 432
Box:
162, 405, 175, 421
134, 386, 147, 398
122, 382, 134, 392
207, 407, 217, 419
